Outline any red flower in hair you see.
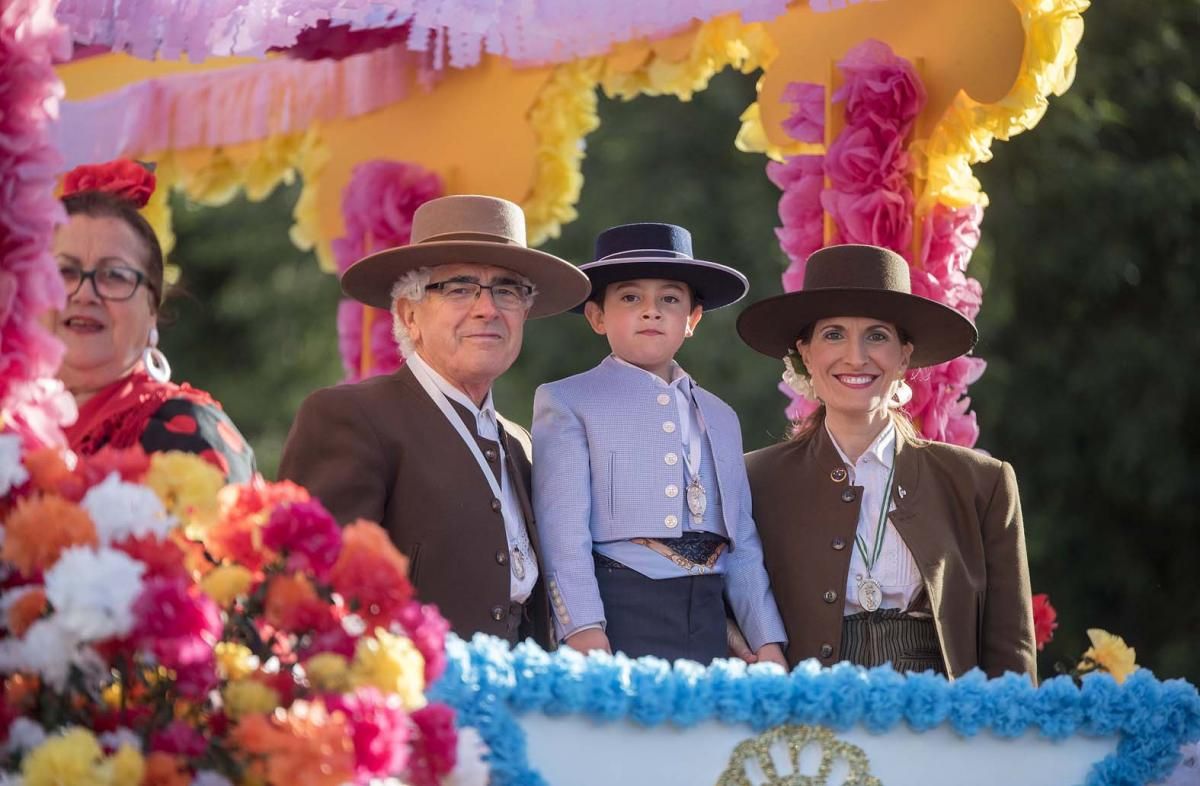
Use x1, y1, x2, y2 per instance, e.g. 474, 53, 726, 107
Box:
63, 159, 156, 208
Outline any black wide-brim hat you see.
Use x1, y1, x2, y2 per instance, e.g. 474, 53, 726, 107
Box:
737, 244, 977, 368
573, 223, 749, 312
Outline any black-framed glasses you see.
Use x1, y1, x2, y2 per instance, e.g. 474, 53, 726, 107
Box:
425, 280, 534, 311
59, 265, 151, 302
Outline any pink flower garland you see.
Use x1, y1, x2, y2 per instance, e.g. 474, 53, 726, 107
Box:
768, 39, 985, 447
0, 0, 74, 449
332, 160, 443, 383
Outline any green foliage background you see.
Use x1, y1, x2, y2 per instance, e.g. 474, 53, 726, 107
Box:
159, 1, 1199, 682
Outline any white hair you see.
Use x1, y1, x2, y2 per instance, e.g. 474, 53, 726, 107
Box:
390, 267, 432, 357
389, 265, 539, 358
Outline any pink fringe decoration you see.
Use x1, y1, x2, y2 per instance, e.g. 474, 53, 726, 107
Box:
333, 160, 443, 383
56, 43, 438, 170
55, 0, 790, 67
0, 0, 75, 449
768, 40, 986, 448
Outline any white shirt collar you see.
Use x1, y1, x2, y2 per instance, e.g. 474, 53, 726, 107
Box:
827, 420, 896, 469
408, 351, 497, 422
607, 354, 692, 391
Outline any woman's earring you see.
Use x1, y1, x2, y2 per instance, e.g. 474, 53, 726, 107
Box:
143, 326, 172, 383
889, 379, 913, 408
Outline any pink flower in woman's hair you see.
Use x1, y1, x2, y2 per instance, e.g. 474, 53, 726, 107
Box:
325, 688, 411, 784
780, 82, 826, 143
406, 704, 458, 786
833, 39, 926, 133
262, 499, 343, 580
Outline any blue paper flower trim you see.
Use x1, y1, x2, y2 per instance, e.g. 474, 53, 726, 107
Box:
432, 634, 1200, 786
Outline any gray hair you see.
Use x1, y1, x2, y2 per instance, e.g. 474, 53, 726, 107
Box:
389, 265, 539, 357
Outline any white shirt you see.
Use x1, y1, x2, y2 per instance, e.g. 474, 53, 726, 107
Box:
407, 351, 537, 603
827, 421, 924, 615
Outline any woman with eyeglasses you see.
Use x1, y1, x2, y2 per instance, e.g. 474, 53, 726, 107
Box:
48, 160, 256, 481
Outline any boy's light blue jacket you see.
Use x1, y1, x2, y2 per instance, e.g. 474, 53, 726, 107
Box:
532, 355, 786, 650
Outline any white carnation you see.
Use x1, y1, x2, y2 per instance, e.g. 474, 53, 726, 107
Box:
44, 546, 146, 641
0, 434, 28, 496
98, 728, 142, 753
3, 718, 46, 754
0, 618, 78, 689
0, 772, 24, 786
191, 772, 234, 786
81, 472, 176, 544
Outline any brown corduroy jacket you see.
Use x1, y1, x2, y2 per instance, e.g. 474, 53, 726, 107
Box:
278, 366, 552, 648
745, 426, 1036, 680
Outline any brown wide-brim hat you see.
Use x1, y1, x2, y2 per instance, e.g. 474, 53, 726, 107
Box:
737, 244, 978, 368
340, 194, 591, 318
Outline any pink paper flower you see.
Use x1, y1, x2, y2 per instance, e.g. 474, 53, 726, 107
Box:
820, 187, 914, 255
333, 160, 443, 273
823, 124, 910, 194
833, 39, 926, 133
905, 356, 986, 447
131, 576, 223, 673
396, 600, 450, 682
325, 688, 411, 784
336, 300, 404, 383
767, 154, 825, 287
779, 82, 825, 144
262, 499, 343, 580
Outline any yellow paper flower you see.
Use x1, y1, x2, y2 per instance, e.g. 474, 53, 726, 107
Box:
350, 628, 426, 711
1079, 628, 1137, 684
144, 451, 224, 529
201, 564, 255, 607
304, 653, 351, 693
97, 744, 144, 786
22, 728, 104, 786
223, 679, 281, 719
216, 642, 259, 681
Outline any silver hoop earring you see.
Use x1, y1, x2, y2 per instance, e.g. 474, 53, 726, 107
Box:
143, 326, 172, 383
889, 379, 913, 408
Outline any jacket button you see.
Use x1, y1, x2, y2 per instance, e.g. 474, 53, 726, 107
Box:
490, 605, 505, 622
491, 498, 502, 513
484, 448, 498, 462
823, 590, 838, 604
830, 467, 848, 483
841, 488, 856, 503
831, 537, 846, 550
495, 549, 508, 565
657, 394, 671, 406
819, 644, 834, 659
664, 514, 679, 528
662, 421, 676, 434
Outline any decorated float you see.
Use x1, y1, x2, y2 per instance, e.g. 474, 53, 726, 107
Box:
2, 0, 1199, 784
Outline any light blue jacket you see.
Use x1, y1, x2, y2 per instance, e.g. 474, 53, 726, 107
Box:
532, 356, 786, 651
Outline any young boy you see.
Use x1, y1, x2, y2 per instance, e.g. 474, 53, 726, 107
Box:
532, 222, 787, 665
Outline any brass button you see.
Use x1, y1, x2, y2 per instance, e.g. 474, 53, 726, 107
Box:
840, 488, 856, 503
484, 448, 498, 462
823, 590, 838, 604
490, 605, 505, 622
664, 452, 679, 466
662, 421, 676, 434
830, 467, 848, 483
657, 394, 671, 406
664, 514, 679, 528
495, 549, 508, 565
665, 484, 679, 498
819, 644, 834, 659
831, 537, 846, 550
491, 498, 502, 513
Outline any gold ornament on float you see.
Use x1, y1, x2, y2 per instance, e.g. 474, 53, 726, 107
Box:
716, 725, 880, 786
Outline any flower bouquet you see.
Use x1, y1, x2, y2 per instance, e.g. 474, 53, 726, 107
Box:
0, 436, 481, 786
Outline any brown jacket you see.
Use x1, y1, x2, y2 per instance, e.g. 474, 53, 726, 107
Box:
278, 366, 552, 647
745, 427, 1036, 680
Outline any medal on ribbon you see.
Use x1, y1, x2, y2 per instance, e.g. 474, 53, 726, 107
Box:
854, 442, 898, 613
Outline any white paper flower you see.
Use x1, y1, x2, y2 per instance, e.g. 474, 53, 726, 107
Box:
44, 546, 146, 641
3, 718, 46, 754
444, 726, 491, 786
81, 472, 176, 544
191, 772, 234, 786
0, 771, 25, 786
0, 618, 78, 689
98, 728, 143, 754
0, 434, 29, 497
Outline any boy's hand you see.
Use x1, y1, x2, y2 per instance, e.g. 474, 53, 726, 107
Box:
565, 628, 612, 655
726, 618, 756, 663
755, 643, 788, 669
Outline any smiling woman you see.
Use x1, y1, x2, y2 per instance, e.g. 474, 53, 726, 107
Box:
49, 161, 256, 481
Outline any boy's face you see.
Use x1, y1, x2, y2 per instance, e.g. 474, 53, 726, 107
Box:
584, 278, 703, 379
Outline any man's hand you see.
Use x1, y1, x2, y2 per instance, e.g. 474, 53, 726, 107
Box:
755, 643, 788, 669
727, 618, 756, 663
565, 628, 612, 655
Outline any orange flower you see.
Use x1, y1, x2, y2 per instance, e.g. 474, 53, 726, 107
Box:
233, 700, 354, 786
21, 448, 78, 498
264, 574, 330, 632
6, 587, 47, 637
141, 751, 189, 786
329, 521, 412, 626
205, 481, 311, 571
2, 495, 98, 575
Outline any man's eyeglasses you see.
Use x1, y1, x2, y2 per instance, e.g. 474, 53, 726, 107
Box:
425, 280, 534, 311
60, 265, 151, 302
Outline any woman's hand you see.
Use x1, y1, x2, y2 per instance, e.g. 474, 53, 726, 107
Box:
565, 628, 612, 655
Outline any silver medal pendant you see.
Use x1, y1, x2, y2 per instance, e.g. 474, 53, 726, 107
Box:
686, 478, 707, 521
511, 548, 526, 580
857, 577, 883, 612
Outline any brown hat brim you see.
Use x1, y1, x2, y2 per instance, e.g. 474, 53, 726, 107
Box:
340, 241, 591, 319
736, 288, 978, 368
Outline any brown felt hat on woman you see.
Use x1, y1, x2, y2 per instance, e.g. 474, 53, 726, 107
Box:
736, 244, 977, 368
340, 194, 591, 318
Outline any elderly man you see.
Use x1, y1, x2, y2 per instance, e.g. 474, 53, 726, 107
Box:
279, 195, 589, 647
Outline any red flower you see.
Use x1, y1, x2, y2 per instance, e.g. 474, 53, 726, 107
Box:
114, 533, 189, 582
62, 160, 156, 208
406, 704, 457, 786
150, 720, 208, 757
325, 688, 411, 783
1032, 593, 1058, 651
262, 500, 342, 581
329, 521, 413, 628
